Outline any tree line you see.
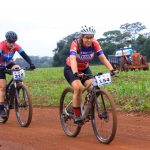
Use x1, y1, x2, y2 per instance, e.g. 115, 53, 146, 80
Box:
15, 56, 53, 68
53, 22, 150, 67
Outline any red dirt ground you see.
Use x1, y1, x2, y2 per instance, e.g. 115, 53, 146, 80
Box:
0, 107, 150, 150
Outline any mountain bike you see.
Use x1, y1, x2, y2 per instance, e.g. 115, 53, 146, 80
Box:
0, 68, 33, 127
60, 72, 117, 144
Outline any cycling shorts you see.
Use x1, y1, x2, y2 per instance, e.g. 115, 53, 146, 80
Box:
64, 65, 92, 85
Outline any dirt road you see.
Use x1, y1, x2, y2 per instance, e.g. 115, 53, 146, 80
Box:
0, 107, 149, 150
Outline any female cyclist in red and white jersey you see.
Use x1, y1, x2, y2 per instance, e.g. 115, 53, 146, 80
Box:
64, 25, 115, 123
0, 31, 35, 118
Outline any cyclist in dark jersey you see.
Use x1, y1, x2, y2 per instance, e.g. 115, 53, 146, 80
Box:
0, 31, 35, 118
64, 25, 115, 123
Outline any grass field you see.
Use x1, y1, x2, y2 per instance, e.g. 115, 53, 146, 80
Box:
10, 65, 150, 111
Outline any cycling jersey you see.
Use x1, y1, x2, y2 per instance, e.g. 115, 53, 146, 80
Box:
66, 38, 104, 71
0, 40, 24, 66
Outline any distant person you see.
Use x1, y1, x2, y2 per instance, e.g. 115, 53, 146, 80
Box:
0, 31, 35, 118
64, 25, 115, 123
130, 50, 142, 64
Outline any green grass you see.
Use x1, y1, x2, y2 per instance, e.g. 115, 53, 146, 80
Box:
7, 65, 150, 110
107, 70, 150, 111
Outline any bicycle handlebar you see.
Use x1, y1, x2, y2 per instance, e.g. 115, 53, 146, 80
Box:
82, 72, 113, 80
82, 72, 118, 93
4, 67, 34, 75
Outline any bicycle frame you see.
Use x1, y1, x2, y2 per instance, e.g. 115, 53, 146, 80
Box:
60, 72, 117, 143
81, 73, 111, 121
1, 68, 33, 127
6, 79, 23, 110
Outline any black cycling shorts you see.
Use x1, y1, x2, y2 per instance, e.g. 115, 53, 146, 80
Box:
0, 62, 16, 79
64, 65, 92, 85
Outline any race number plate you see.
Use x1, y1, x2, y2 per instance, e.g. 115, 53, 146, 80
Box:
13, 69, 25, 80
95, 73, 111, 87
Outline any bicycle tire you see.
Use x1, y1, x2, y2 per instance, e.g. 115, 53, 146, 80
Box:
15, 84, 32, 127
0, 105, 10, 123
0, 85, 14, 124
60, 87, 82, 137
91, 89, 117, 144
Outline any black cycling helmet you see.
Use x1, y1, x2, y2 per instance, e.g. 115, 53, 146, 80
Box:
5, 31, 18, 43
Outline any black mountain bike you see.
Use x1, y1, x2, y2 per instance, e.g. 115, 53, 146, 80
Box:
60, 73, 117, 144
0, 68, 33, 127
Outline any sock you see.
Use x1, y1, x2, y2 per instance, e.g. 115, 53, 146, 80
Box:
73, 107, 81, 117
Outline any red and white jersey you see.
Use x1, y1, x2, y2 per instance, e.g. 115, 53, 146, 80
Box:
0, 40, 24, 66
66, 38, 104, 71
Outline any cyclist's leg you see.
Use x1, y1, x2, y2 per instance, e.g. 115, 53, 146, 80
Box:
0, 62, 17, 117
64, 65, 83, 123
0, 69, 7, 117
71, 80, 83, 112
82, 67, 93, 119
84, 79, 93, 88
82, 67, 93, 88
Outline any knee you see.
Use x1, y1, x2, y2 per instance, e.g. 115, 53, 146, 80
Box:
0, 85, 6, 93
73, 85, 83, 94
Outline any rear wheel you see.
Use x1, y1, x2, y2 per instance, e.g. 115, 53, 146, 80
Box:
124, 64, 129, 72
15, 84, 32, 127
60, 87, 82, 137
142, 56, 149, 70
91, 89, 117, 144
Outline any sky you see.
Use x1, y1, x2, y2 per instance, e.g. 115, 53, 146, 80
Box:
0, 0, 150, 58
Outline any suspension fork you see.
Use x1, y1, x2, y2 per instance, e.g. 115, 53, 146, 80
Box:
14, 81, 24, 105
92, 89, 107, 117
14, 82, 21, 103
100, 91, 107, 112
92, 88, 100, 114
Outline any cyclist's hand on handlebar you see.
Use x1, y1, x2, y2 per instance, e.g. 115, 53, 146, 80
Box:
78, 73, 85, 78
110, 69, 118, 76
11, 65, 21, 70
74, 72, 85, 78
0, 65, 5, 71
30, 64, 36, 70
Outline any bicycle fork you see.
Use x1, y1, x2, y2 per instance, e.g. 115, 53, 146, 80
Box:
93, 90, 108, 119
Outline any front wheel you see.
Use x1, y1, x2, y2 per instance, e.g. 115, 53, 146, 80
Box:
91, 89, 117, 144
15, 84, 32, 127
60, 87, 82, 137
0, 103, 10, 123
0, 86, 14, 124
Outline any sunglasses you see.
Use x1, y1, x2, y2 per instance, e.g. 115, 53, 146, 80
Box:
7, 41, 15, 44
83, 36, 94, 40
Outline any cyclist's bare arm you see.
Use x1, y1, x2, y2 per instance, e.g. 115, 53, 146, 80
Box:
98, 54, 114, 71
70, 55, 78, 74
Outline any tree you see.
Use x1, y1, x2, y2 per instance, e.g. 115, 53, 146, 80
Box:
15, 56, 53, 68
52, 32, 80, 66
120, 22, 146, 40
135, 35, 150, 61
52, 22, 149, 67
99, 30, 131, 48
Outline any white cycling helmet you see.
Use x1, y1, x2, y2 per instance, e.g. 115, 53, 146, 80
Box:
80, 25, 96, 35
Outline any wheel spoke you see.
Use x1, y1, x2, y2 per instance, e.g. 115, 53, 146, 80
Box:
15, 85, 32, 127
60, 88, 82, 137
91, 90, 117, 144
